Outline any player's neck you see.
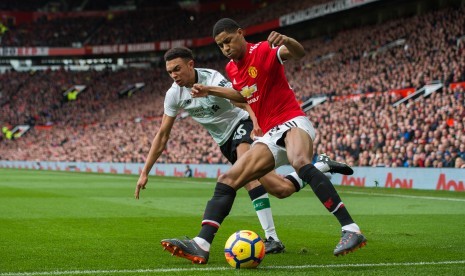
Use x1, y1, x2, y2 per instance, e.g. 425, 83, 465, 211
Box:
185, 70, 198, 88
234, 44, 248, 63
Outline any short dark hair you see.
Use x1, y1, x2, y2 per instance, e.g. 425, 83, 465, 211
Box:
212, 18, 240, 38
164, 47, 194, 62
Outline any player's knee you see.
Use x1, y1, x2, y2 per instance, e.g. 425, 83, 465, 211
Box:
218, 173, 232, 184
289, 155, 311, 172
218, 173, 242, 190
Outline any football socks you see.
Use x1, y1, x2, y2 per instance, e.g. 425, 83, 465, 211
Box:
248, 185, 279, 241
298, 164, 354, 226
198, 182, 236, 243
285, 172, 305, 192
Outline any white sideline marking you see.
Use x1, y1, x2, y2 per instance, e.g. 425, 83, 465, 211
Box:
1, 260, 464, 275
343, 191, 465, 202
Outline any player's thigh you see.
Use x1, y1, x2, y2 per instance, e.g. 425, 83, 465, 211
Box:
236, 142, 251, 159
240, 143, 279, 193
285, 127, 314, 170
220, 143, 275, 190
236, 138, 259, 192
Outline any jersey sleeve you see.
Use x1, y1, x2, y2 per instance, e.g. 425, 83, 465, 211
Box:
210, 70, 232, 88
257, 42, 284, 65
276, 45, 285, 64
163, 86, 180, 117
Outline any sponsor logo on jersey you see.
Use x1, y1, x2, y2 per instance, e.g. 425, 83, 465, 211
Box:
190, 106, 212, 117
247, 96, 259, 104
240, 84, 257, 98
188, 104, 220, 117
212, 104, 220, 112
248, 66, 258, 78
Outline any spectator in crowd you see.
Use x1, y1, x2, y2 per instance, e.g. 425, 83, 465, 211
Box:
455, 157, 465, 168
184, 165, 193, 177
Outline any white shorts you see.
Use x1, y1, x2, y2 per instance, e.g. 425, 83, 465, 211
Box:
252, 116, 316, 168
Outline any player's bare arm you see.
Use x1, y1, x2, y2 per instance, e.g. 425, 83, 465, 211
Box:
267, 31, 305, 61
191, 83, 246, 103
232, 102, 263, 138
243, 103, 262, 138
135, 114, 176, 199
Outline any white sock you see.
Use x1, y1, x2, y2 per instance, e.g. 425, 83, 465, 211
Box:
342, 223, 361, 233
288, 172, 305, 189
314, 161, 330, 173
193, 237, 210, 251
324, 172, 332, 180
253, 194, 279, 241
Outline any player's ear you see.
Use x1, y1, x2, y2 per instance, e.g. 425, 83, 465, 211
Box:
237, 28, 245, 37
187, 59, 194, 68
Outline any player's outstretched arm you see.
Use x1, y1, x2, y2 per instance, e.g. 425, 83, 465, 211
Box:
135, 114, 176, 199
192, 83, 246, 103
268, 31, 305, 61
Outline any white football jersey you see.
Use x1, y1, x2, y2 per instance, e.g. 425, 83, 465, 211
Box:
164, 68, 248, 146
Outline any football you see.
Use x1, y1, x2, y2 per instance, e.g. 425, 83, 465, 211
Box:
224, 230, 265, 269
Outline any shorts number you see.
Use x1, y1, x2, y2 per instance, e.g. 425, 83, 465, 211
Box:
236, 124, 247, 135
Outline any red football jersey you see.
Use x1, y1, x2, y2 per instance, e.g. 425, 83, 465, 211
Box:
226, 42, 305, 133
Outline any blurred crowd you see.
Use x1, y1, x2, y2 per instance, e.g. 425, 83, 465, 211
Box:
1, 3, 465, 168
0, 67, 228, 164
288, 6, 465, 100
1, 0, 331, 47
309, 84, 465, 168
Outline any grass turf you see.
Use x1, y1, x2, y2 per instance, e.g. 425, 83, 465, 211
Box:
0, 168, 464, 275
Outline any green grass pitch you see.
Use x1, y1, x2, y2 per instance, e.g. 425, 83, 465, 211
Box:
1, 168, 464, 275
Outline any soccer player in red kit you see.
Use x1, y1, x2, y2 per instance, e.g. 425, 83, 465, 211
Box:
160, 18, 366, 264
224, 40, 304, 135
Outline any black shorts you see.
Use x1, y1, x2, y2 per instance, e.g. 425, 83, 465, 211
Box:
220, 117, 254, 164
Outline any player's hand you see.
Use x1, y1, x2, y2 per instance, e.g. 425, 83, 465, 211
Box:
135, 174, 148, 199
267, 31, 289, 48
251, 126, 263, 140
191, 84, 209, 97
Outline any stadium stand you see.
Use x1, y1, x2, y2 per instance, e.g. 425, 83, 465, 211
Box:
1, 0, 334, 46
0, 0, 464, 168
